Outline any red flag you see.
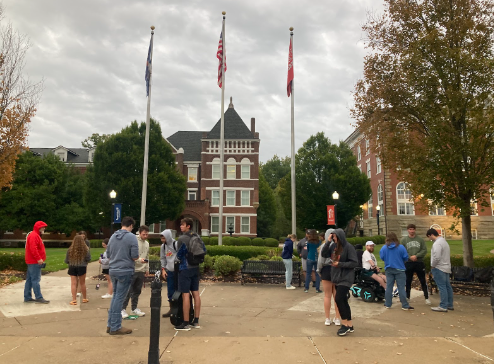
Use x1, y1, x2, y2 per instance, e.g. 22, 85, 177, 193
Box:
287, 38, 294, 97
217, 31, 227, 88
327, 205, 335, 225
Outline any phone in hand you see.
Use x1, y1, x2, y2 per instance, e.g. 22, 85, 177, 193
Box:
143, 259, 149, 263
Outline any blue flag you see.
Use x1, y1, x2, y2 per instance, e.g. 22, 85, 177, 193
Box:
145, 35, 153, 96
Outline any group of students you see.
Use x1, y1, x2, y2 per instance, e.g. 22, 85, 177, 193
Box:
282, 224, 455, 336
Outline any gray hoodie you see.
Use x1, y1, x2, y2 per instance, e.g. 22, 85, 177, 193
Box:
134, 234, 150, 273
160, 229, 178, 271
431, 236, 452, 274
317, 228, 334, 273
107, 229, 139, 275
321, 228, 358, 287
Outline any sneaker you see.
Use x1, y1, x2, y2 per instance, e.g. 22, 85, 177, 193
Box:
162, 309, 172, 318
325, 318, 332, 326
121, 309, 129, 319
190, 322, 201, 329
333, 318, 341, 326
304, 289, 309, 293
24, 298, 35, 303
348, 326, 355, 333
131, 308, 145, 317
402, 306, 414, 311
431, 306, 448, 312
337, 325, 351, 336
106, 327, 110, 334
447, 307, 455, 311
392, 289, 399, 297
286, 286, 296, 290
384, 305, 391, 309
425, 299, 432, 305
316, 289, 323, 293
34, 298, 50, 304
110, 326, 132, 335
174, 322, 191, 331
101, 293, 112, 299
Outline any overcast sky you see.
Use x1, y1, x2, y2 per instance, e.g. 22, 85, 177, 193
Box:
5, 0, 382, 162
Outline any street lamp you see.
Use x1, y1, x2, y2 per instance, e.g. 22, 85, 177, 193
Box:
110, 190, 117, 234
376, 205, 381, 236
332, 191, 339, 228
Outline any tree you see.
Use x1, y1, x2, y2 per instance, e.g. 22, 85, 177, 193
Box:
279, 132, 371, 231
81, 133, 110, 148
257, 172, 277, 237
352, 0, 494, 267
0, 152, 89, 234
260, 155, 291, 190
84, 119, 186, 228
0, 5, 43, 189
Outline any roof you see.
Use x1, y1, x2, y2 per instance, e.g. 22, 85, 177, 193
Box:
166, 131, 205, 162
206, 107, 255, 140
30, 148, 91, 164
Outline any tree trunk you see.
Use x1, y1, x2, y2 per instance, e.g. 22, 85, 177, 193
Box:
461, 215, 474, 268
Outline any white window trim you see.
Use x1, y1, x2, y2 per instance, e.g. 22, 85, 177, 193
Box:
226, 165, 236, 180
206, 187, 254, 190
211, 190, 220, 206
241, 190, 250, 206
357, 146, 361, 161
241, 164, 250, 179
211, 216, 219, 233
377, 184, 384, 216
396, 182, 414, 215
376, 156, 381, 174
226, 190, 236, 206
212, 164, 220, 179
241, 216, 250, 234
187, 167, 198, 183
365, 139, 370, 155
225, 216, 235, 233
366, 160, 371, 178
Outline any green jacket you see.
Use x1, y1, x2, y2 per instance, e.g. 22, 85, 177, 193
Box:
400, 235, 427, 262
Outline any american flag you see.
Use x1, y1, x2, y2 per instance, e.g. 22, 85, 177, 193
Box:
145, 35, 153, 96
217, 31, 226, 88
287, 38, 294, 97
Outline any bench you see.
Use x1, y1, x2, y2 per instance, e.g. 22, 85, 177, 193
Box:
240, 260, 302, 286
428, 266, 493, 295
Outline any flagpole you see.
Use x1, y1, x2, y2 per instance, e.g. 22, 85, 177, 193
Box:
290, 27, 296, 236
218, 12, 226, 246
141, 25, 155, 226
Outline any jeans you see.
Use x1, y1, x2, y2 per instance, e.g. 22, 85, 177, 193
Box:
107, 272, 133, 332
166, 269, 175, 301
431, 268, 454, 309
305, 259, 320, 290
24, 264, 43, 301
385, 268, 410, 308
283, 259, 293, 287
122, 272, 145, 311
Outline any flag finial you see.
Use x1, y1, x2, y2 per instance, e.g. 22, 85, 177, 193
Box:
289, 27, 293, 31
222, 11, 226, 15
151, 25, 155, 30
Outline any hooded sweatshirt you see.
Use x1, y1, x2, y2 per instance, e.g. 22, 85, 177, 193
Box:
134, 234, 150, 273
379, 242, 408, 270
296, 237, 308, 259
321, 228, 358, 287
107, 229, 139, 275
281, 237, 294, 259
317, 228, 334, 273
430, 236, 451, 274
160, 229, 178, 271
25, 221, 47, 264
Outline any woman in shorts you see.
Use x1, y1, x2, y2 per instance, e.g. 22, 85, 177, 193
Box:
318, 229, 341, 326
99, 238, 113, 299
65, 235, 91, 305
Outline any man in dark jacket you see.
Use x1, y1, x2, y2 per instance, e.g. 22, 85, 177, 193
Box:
282, 234, 297, 290
24, 221, 49, 304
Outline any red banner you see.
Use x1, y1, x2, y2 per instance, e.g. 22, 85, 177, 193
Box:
327, 205, 335, 225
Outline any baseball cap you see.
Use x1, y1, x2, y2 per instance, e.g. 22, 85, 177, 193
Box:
365, 241, 375, 246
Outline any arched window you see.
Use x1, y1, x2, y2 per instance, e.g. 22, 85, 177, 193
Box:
212, 157, 220, 179
397, 182, 414, 215
377, 184, 384, 216
227, 157, 236, 179
367, 193, 373, 219
241, 158, 250, 179
357, 146, 361, 161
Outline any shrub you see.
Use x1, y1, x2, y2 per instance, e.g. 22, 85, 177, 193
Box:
209, 237, 219, 245
202, 236, 210, 245
0, 252, 27, 271
205, 246, 281, 261
149, 246, 160, 256
270, 256, 283, 261
222, 236, 234, 245
148, 238, 162, 246
264, 238, 279, 247
213, 255, 242, 276
292, 255, 301, 262
237, 237, 251, 246
251, 238, 264, 246
256, 255, 271, 260
202, 254, 215, 271
347, 236, 385, 246
422, 254, 494, 271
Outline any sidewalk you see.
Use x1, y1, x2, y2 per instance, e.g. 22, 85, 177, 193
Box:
0, 261, 493, 363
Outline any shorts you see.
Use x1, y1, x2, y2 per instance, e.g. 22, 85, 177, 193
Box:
102, 268, 109, 275
302, 258, 307, 272
68, 266, 87, 276
321, 266, 332, 281
362, 269, 376, 278
178, 267, 200, 293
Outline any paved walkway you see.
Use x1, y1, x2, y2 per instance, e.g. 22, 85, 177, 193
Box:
0, 262, 493, 363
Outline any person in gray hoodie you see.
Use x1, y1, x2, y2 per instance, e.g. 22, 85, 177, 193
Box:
106, 216, 139, 335
321, 228, 358, 336
160, 229, 178, 317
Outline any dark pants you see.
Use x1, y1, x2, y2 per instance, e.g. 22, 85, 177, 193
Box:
166, 269, 175, 301
334, 285, 351, 321
123, 271, 145, 311
405, 261, 429, 299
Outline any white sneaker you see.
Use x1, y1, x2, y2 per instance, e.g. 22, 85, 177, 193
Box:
333, 318, 341, 326
131, 308, 145, 317
425, 299, 432, 305
325, 318, 332, 326
121, 309, 129, 319
286, 286, 296, 290
101, 293, 112, 299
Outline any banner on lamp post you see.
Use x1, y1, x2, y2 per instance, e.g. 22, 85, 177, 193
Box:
327, 205, 335, 225
113, 204, 122, 224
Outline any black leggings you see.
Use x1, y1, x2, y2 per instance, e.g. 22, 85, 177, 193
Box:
405, 261, 429, 299
334, 285, 352, 321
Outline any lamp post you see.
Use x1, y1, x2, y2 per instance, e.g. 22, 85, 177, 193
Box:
227, 223, 234, 237
110, 190, 117, 234
376, 205, 381, 236
332, 191, 339, 228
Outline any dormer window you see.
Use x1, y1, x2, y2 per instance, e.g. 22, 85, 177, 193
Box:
88, 149, 95, 163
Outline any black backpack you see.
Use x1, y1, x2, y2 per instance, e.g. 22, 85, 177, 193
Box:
186, 233, 207, 265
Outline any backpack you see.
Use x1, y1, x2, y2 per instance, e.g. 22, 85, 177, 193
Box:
186, 233, 207, 265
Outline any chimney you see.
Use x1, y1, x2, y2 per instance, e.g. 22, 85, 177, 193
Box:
251, 117, 256, 135
228, 96, 234, 109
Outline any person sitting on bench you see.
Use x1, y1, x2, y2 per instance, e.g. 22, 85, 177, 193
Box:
362, 241, 386, 289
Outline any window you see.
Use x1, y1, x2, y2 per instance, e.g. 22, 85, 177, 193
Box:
365, 139, 370, 155
148, 224, 155, 233
368, 229, 373, 236
226, 190, 235, 206
160, 221, 167, 232
56, 152, 65, 161
212, 164, 220, 179
227, 165, 236, 179
358, 165, 362, 173
357, 146, 361, 161
376, 156, 381, 174
366, 161, 371, 178
241, 217, 250, 233
491, 191, 494, 216
397, 182, 414, 215
188, 190, 197, 201
88, 150, 94, 163
226, 216, 235, 232
470, 200, 478, 216
241, 190, 250, 206
368, 193, 373, 219
401, 228, 408, 237
377, 184, 384, 216
188, 167, 198, 182
211, 216, 219, 233
241, 165, 250, 179
429, 203, 446, 216
211, 190, 220, 206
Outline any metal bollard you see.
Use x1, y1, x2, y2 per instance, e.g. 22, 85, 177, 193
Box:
491, 277, 494, 325
148, 270, 162, 364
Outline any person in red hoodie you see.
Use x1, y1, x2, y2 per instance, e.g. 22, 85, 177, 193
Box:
24, 221, 50, 304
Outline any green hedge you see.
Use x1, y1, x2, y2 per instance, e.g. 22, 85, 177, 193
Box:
202, 236, 279, 247
422, 254, 494, 271
347, 236, 385, 246
0, 252, 27, 271
89, 239, 103, 248
200, 246, 281, 261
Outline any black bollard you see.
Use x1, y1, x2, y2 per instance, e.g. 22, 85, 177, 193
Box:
148, 270, 162, 364
491, 277, 494, 325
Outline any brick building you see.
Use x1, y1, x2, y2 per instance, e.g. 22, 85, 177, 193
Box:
344, 129, 494, 239
162, 98, 260, 237
30, 146, 95, 173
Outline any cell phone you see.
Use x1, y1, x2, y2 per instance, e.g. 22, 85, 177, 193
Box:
40, 263, 46, 268
143, 259, 149, 263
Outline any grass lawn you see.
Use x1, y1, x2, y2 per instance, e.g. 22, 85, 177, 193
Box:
0, 247, 105, 272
